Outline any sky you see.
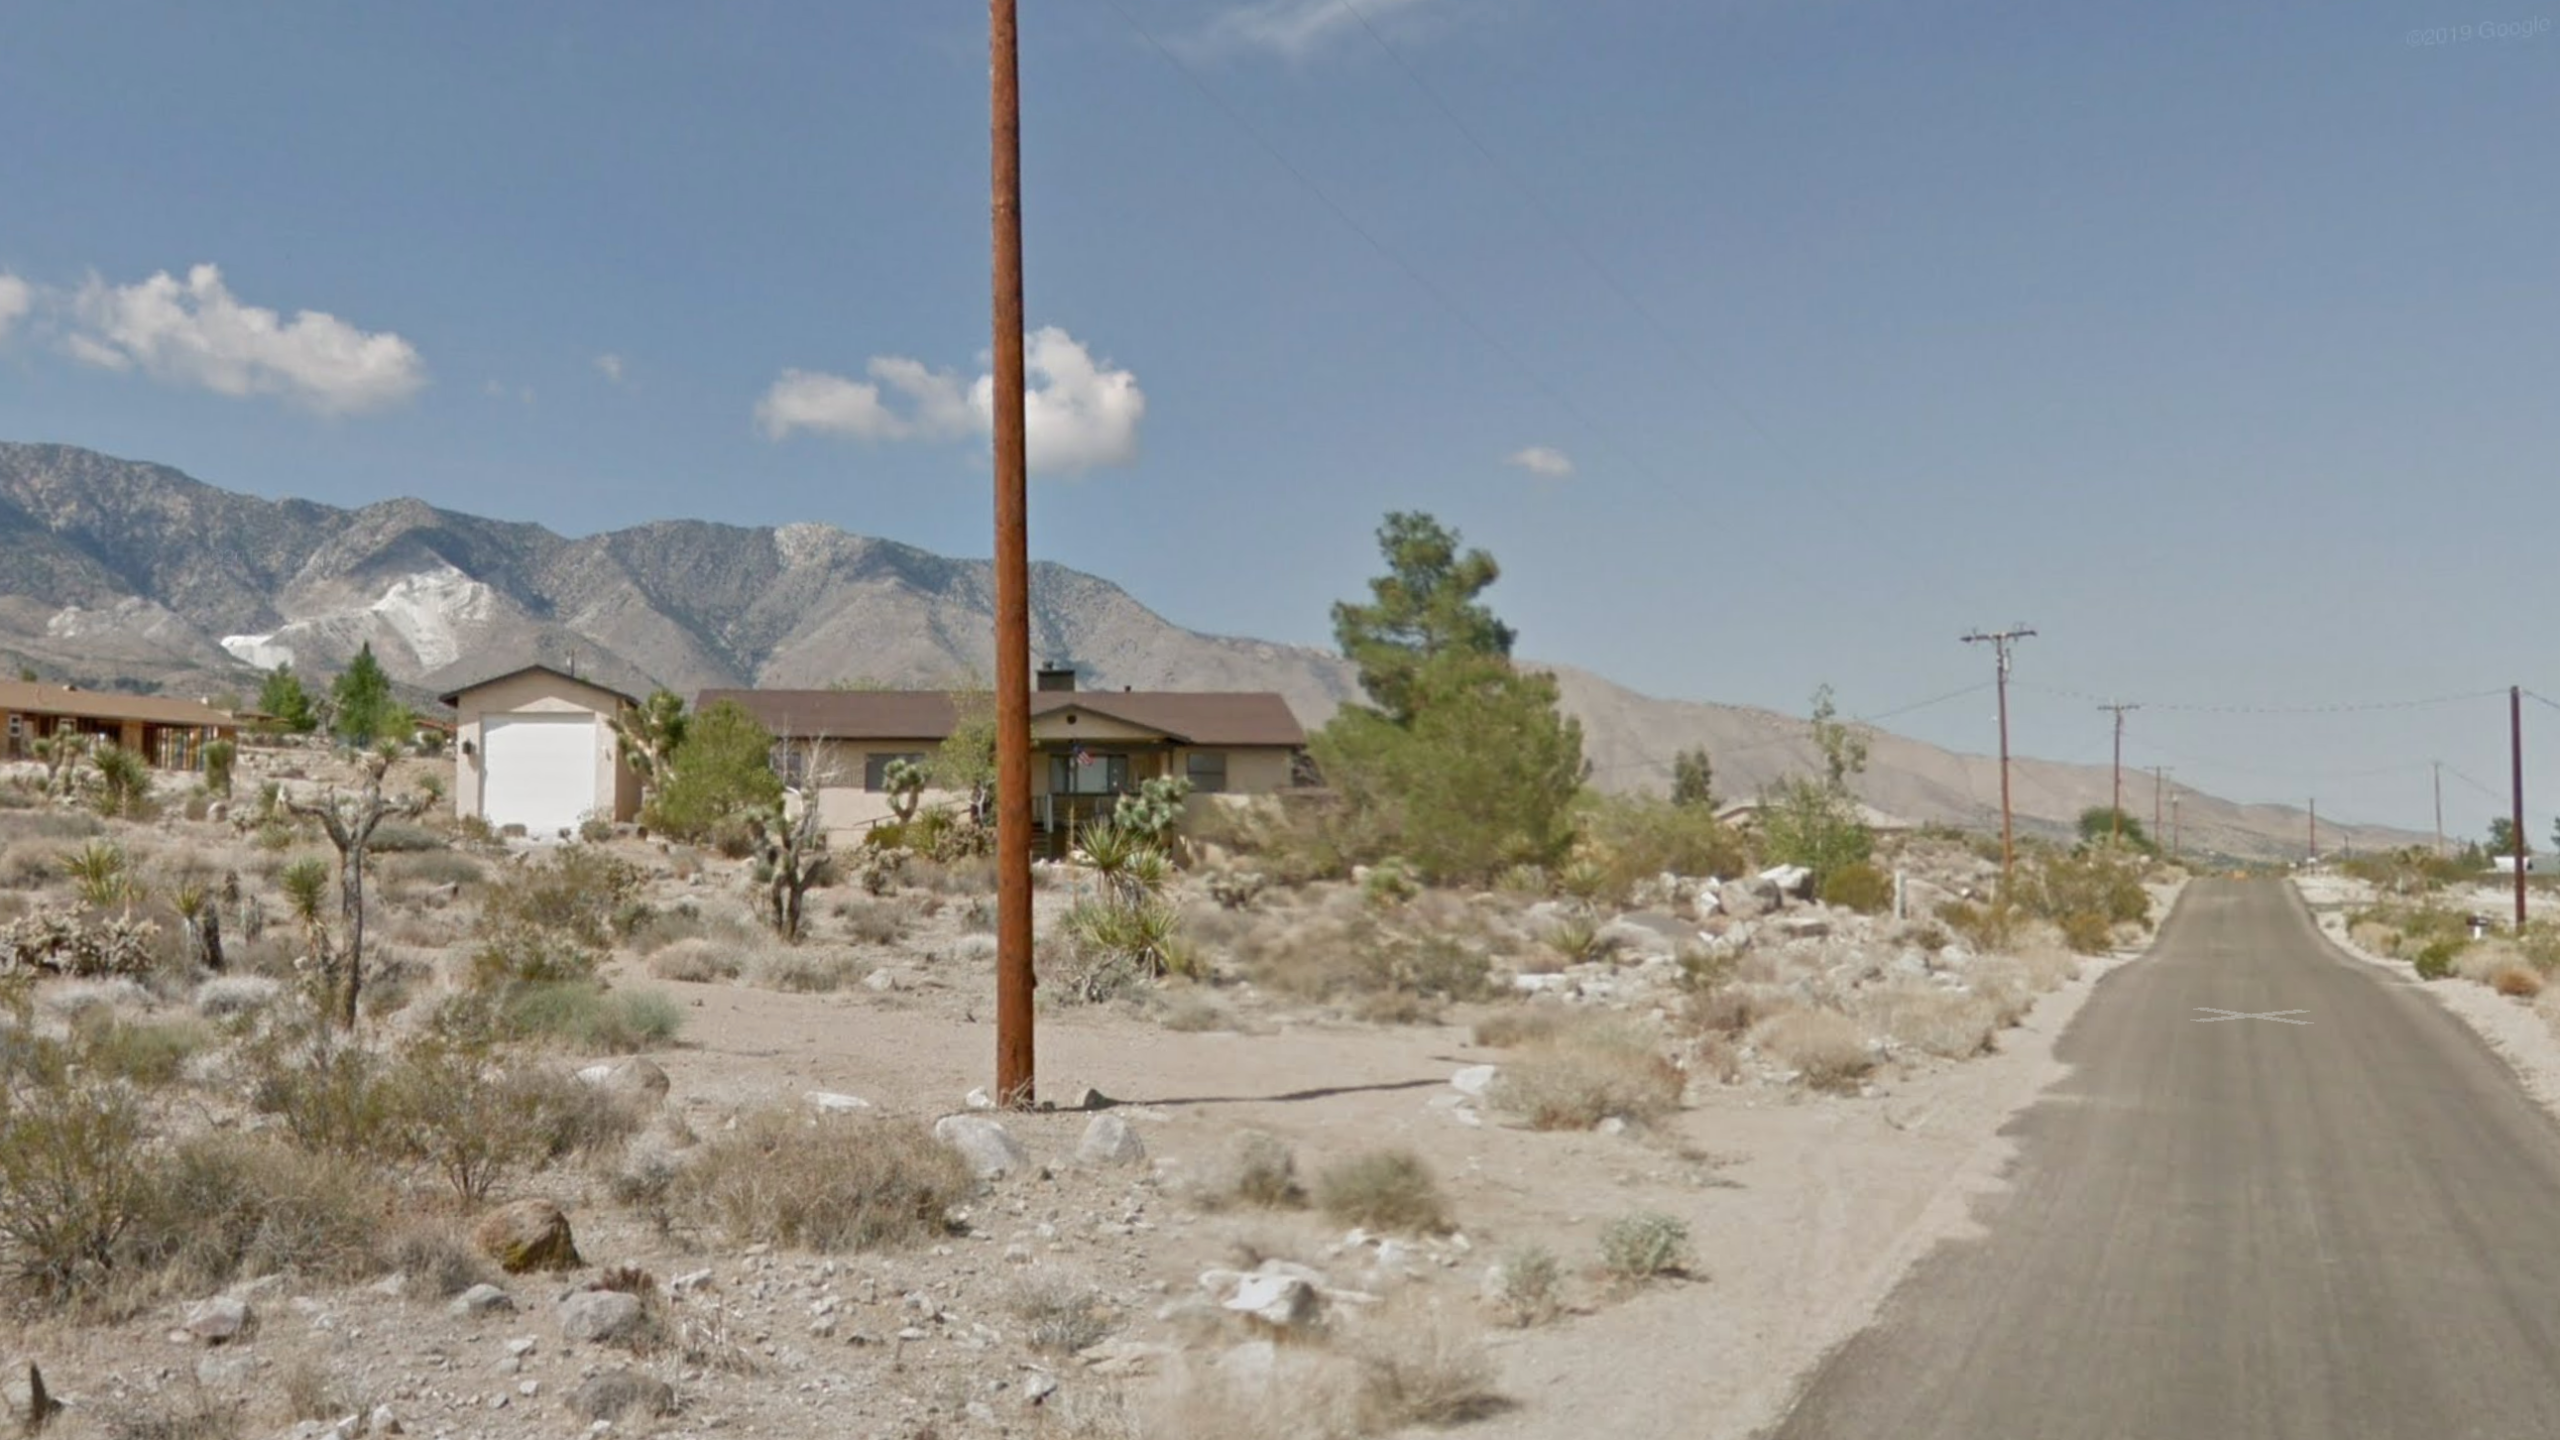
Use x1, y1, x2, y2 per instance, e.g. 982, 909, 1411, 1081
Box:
2, 0, 2557, 841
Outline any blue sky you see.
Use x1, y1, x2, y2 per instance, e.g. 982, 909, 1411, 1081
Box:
2, 0, 2557, 840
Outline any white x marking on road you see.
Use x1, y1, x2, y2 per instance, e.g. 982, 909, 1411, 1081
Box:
2194, 1007, 2310, 1025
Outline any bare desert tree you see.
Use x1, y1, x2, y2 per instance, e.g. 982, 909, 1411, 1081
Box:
749, 737, 837, 943
286, 749, 430, 1027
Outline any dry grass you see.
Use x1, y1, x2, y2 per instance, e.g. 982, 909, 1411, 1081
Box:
1196, 1130, 1307, 1211
1485, 1017, 1685, 1130
2493, 961, 2545, 998
1349, 1300, 1509, 1430
673, 1109, 971, 1252
1487, 1244, 1564, 1328
1469, 1001, 1571, 1049
101, 1389, 245, 1440
834, 898, 909, 946
1749, 1007, 1875, 1092
1312, 1149, 1452, 1235
649, 938, 746, 983
387, 1220, 498, 1298
1857, 987, 2000, 1059
1009, 1270, 1117, 1354
750, 947, 861, 993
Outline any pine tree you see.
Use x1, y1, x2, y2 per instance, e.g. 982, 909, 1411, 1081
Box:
330, 644, 397, 748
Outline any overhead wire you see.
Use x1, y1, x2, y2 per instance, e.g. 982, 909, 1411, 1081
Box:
1095, 0, 1663, 483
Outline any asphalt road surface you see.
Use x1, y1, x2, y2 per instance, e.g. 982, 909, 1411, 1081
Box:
1763, 879, 2560, 1440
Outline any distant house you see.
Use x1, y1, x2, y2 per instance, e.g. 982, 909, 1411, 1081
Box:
700, 666, 1309, 849
437, 663, 642, 836
0, 681, 239, 771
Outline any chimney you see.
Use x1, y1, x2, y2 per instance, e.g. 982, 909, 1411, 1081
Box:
1035, 664, 1076, 693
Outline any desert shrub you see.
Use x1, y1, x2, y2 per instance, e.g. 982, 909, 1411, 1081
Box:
99, 1391, 245, 1440
1352, 1301, 1508, 1430
1598, 1211, 1692, 1282
386, 849, 484, 889
1232, 910, 1490, 1016
203, 740, 236, 799
65, 839, 139, 911
1489, 1245, 1563, 1328
1314, 1149, 1452, 1234
1817, 861, 1892, 915
1199, 1130, 1307, 1211
0, 1049, 150, 1301
367, 822, 444, 854
1750, 1008, 1874, 1092
280, 1359, 358, 1423
1009, 1272, 1117, 1355
1574, 794, 1748, 903
1859, 987, 1999, 1059
376, 1041, 552, 1200
1537, 908, 1602, 966
2415, 937, 2465, 981
2492, 962, 2544, 998
125, 1136, 390, 1295
753, 948, 860, 993
72, 1012, 213, 1088
673, 1109, 971, 1252
836, 899, 908, 946
644, 700, 783, 843
1486, 1019, 1685, 1129
90, 743, 154, 820
2056, 910, 2112, 955
387, 1221, 498, 1298
649, 939, 745, 983
2023, 849, 2150, 953
495, 981, 684, 1053
1938, 896, 2022, 952
246, 1040, 399, 1158
469, 846, 644, 990
0, 841, 66, 890
1470, 1002, 1571, 1049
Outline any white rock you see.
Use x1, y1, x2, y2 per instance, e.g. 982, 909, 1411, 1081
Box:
964, 1087, 997, 1111
805, 1091, 874, 1114
368, 1404, 403, 1435
1760, 864, 1815, 899
449, 1284, 513, 1317
1022, 1371, 1059, 1403
935, 1114, 1030, 1179
1449, 1064, 1500, 1098
1221, 1273, 1320, 1328
1075, 1114, 1146, 1168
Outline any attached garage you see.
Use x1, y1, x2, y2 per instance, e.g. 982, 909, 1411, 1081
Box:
435, 662, 643, 837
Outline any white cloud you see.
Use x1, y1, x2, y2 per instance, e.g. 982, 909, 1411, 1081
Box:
0, 273, 29, 340
595, 352, 626, 384
1506, 445, 1574, 480
757, 327, 1143, 476
65, 263, 425, 413
1182, 0, 1449, 62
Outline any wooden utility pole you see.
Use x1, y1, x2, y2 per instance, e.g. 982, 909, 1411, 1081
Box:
2153, 764, 2167, 842
2099, 701, 2140, 844
2308, 798, 2317, 862
1962, 626, 2036, 882
990, 0, 1035, 1108
2514, 685, 2529, 929
2434, 760, 2446, 858
2170, 792, 2181, 858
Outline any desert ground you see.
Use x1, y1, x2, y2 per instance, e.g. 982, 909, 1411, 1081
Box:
2, 736, 2212, 1440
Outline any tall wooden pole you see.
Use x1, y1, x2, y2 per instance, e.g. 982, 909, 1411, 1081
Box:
2434, 760, 2445, 858
1964, 627, 2035, 883
2099, 701, 2139, 845
2514, 686, 2529, 930
990, 0, 1035, 1108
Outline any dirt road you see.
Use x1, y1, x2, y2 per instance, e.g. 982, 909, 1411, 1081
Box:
1765, 879, 2560, 1439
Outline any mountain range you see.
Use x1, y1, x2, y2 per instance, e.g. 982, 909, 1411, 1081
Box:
0, 441, 2425, 860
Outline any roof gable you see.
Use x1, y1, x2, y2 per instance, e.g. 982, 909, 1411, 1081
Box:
437, 663, 640, 709
0, 682, 238, 729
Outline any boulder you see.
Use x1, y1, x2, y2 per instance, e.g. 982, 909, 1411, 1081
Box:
1721, 876, 1780, 919
1075, 1114, 1146, 1168
575, 1058, 669, 1101
1449, 1065, 1500, 1099
1759, 864, 1815, 900
1221, 1272, 1321, 1328
475, 1199, 581, 1274
568, 1370, 675, 1421
448, 1284, 513, 1317
183, 1297, 255, 1344
556, 1290, 648, 1346
934, 1115, 1030, 1180
3, 1359, 61, 1433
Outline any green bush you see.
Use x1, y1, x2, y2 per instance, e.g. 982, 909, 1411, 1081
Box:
497, 981, 684, 1053
127, 1136, 390, 1296
0, 1049, 150, 1302
643, 700, 783, 843
1817, 861, 1892, 915
2415, 937, 2465, 980
1575, 794, 1748, 902
469, 845, 643, 990
1598, 1211, 1692, 1282
203, 740, 236, 799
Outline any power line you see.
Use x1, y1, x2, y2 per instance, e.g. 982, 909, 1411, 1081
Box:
1096, 0, 1660, 482
2018, 680, 2506, 716
1332, 0, 1853, 523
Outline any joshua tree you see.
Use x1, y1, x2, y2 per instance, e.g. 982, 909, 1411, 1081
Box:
747, 739, 836, 943
285, 750, 429, 1027
882, 758, 927, 824
613, 688, 691, 800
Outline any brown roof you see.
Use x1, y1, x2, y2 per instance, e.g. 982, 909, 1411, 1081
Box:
698, 689, 1305, 749
434, 662, 641, 709
0, 681, 238, 729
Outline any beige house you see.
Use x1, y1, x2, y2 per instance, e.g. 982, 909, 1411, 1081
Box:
700, 668, 1307, 850
0, 681, 239, 771
437, 663, 641, 836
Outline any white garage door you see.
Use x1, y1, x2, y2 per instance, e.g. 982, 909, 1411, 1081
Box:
483, 713, 599, 836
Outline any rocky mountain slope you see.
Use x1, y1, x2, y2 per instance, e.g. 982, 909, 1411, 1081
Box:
0, 442, 2421, 859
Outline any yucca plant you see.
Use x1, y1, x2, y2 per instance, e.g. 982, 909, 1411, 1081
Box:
89, 742, 153, 820
63, 841, 138, 913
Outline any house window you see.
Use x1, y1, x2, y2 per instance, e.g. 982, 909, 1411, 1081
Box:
1050, 751, 1128, 795
772, 742, 810, 789
1185, 751, 1228, 794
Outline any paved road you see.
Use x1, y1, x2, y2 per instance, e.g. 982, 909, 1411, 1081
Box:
1763, 879, 2560, 1440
